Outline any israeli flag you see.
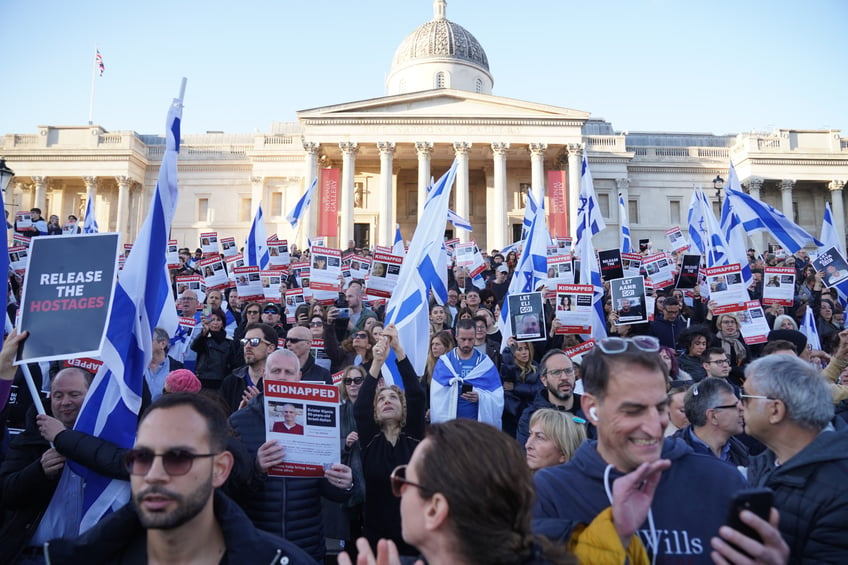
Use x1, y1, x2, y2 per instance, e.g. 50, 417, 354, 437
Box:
83, 196, 99, 234
521, 188, 540, 240
447, 209, 472, 232
724, 162, 821, 253
69, 89, 182, 532
618, 192, 631, 253
688, 187, 731, 268
799, 305, 822, 352
393, 224, 405, 256
719, 194, 753, 287
820, 202, 844, 256
286, 177, 318, 229
246, 203, 270, 269
575, 156, 607, 341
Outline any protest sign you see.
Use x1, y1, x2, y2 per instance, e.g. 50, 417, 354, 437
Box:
17, 233, 119, 363
665, 227, 690, 253
762, 267, 795, 306
813, 246, 848, 288
621, 253, 642, 278
366, 251, 403, 300
175, 274, 207, 305
261, 270, 283, 301
598, 249, 624, 282
233, 266, 264, 303
310, 246, 342, 304
285, 289, 306, 324
643, 253, 674, 289
507, 292, 546, 342
199, 256, 228, 290
268, 239, 290, 268
220, 236, 239, 258
738, 301, 770, 345
200, 231, 219, 255
554, 284, 594, 334
547, 254, 574, 286
166, 240, 180, 269
263, 380, 341, 478
675, 255, 701, 289
610, 276, 648, 325
703, 264, 747, 313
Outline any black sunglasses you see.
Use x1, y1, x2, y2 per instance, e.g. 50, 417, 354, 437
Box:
286, 337, 309, 344
263, 309, 279, 315
241, 337, 270, 347
125, 448, 218, 476
343, 376, 364, 385
352, 332, 368, 339
390, 464, 432, 498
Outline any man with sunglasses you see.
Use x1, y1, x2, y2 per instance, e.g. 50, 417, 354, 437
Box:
286, 326, 333, 385
218, 323, 278, 414
44, 393, 315, 564
532, 336, 748, 564
261, 303, 287, 340
743, 354, 848, 562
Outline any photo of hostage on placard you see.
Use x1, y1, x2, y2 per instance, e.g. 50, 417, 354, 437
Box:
508, 292, 546, 342
269, 402, 304, 435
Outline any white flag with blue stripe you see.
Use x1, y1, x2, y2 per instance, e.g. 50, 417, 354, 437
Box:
447, 209, 472, 232
724, 162, 821, 253
800, 305, 822, 352
575, 156, 607, 341
521, 188, 540, 240
382, 160, 458, 386
69, 88, 183, 533
83, 196, 99, 234
393, 224, 406, 256
719, 176, 753, 288
820, 202, 844, 256
688, 187, 731, 268
286, 177, 318, 229
618, 192, 631, 253
246, 203, 270, 269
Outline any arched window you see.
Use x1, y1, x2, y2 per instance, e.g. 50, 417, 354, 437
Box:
435, 71, 446, 88
475, 78, 482, 93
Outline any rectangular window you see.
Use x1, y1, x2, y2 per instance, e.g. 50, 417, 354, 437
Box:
270, 192, 283, 217
597, 193, 610, 219
628, 200, 639, 224
239, 197, 252, 222
197, 198, 209, 223
670, 200, 681, 225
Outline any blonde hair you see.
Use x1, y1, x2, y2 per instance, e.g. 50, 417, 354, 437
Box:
528, 409, 586, 463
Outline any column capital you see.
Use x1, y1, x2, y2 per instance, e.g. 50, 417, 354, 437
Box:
566, 143, 584, 159
780, 179, 795, 192
491, 142, 510, 155
453, 141, 471, 155
82, 176, 98, 189
302, 140, 320, 154
115, 175, 134, 188
615, 177, 630, 191
415, 141, 434, 155
745, 176, 764, 191
829, 180, 846, 192
528, 142, 548, 156
339, 141, 359, 155
377, 141, 396, 154
31, 176, 46, 186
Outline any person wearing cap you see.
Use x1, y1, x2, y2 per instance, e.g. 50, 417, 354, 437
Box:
261, 302, 286, 340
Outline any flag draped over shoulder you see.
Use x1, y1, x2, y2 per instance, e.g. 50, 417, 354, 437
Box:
69, 91, 182, 533
246, 203, 270, 269
724, 162, 821, 253
618, 192, 631, 253
83, 197, 99, 234
286, 177, 317, 229
382, 160, 458, 384
575, 155, 607, 341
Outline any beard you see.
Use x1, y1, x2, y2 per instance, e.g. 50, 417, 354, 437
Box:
134, 478, 213, 530
547, 382, 573, 402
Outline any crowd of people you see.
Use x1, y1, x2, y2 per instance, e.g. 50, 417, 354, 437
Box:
1, 235, 847, 564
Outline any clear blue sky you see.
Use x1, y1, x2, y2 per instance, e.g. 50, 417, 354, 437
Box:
2, 0, 845, 137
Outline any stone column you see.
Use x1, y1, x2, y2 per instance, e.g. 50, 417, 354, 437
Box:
529, 143, 547, 206
115, 176, 132, 242
829, 180, 846, 247
746, 177, 765, 252
12, 181, 26, 212
378, 142, 396, 246
491, 142, 510, 251
339, 142, 358, 249
566, 144, 583, 240
415, 142, 433, 223
780, 179, 795, 221
302, 141, 320, 241
453, 142, 472, 243
31, 176, 47, 212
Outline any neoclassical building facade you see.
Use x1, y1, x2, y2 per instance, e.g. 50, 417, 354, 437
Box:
3, 1, 847, 253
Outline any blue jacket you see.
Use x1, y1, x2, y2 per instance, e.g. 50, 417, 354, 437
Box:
533, 438, 747, 564
228, 395, 352, 561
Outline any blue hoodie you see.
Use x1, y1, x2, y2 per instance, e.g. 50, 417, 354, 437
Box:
533, 438, 747, 564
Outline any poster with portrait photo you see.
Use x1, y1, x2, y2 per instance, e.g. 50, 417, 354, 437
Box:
738, 300, 770, 345
199, 256, 228, 290
366, 251, 403, 300
812, 246, 848, 288
610, 276, 648, 325
220, 236, 239, 258
507, 292, 546, 342
643, 253, 674, 289
310, 246, 343, 304
703, 263, 747, 313
224, 252, 245, 282
762, 266, 795, 306
621, 253, 642, 278
233, 265, 264, 303
263, 381, 340, 478
166, 240, 180, 269
268, 238, 290, 268
261, 270, 283, 301
665, 226, 690, 254
554, 284, 594, 334
455, 241, 486, 278
284, 288, 306, 324
175, 274, 207, 305
547, 254, 574, 286
350, 256, 371, 280
13, 234, 32, 249
200, 231, 219, 255
14, 211, 32, 231
8, 245, 28, 274
556, 237, 572, 255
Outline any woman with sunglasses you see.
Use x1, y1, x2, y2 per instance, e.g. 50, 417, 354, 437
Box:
353, 325, 425, 556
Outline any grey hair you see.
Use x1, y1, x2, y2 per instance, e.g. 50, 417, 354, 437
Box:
267, 348, 301, 374
683, 378, 736, 427
772, 315, 798, 331
152, 327, 170, 345
745, 355, 833, 431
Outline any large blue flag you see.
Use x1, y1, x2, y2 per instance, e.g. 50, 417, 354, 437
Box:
286, 177, 317, 229
724, 162, 821, 253
618, 191, 631, 253
246, 203, 270, 269
69, 87, 182, 532
575, 156, 607, 341
382, 161, 458, 385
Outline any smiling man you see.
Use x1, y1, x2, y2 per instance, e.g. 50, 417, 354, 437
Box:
532, 336, 747, 564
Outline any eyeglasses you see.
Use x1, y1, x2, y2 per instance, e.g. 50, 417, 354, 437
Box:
263, 309, 280, 315
246, 310, 260, 315
706, 359, 730, 365
545, 367, 576, 378
344, 376, 364, 385
352, 332, 368, 339
309, 321, 324, 327
711, 403, 740, 410
595, 335, 660, 355
125, 448, 218, 476
740, 393, 777, 404
390, 464, 432, 498
241, 337, 271, 347
285, 337, 309, 344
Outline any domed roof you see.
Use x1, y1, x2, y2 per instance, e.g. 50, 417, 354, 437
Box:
391, 0, 489, 72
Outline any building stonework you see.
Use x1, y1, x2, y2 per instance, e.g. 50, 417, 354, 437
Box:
3, 2, 847, 253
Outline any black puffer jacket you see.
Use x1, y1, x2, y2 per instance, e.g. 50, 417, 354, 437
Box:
748, 427, 848, 563
191, 329, 234, 389
228, 395, 352, 561
45, 489, 318, 564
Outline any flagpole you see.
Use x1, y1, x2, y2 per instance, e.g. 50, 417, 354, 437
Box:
88, 45, 98, 125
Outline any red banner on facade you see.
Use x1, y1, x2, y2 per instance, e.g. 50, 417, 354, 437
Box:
318, 168, 339, 240
547, 170, 568, 237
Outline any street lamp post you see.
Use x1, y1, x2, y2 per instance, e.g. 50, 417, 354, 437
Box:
0, 158, 14, 194
713, 174, 725, 208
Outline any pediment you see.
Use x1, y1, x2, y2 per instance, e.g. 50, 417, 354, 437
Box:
297, 89, 590, 123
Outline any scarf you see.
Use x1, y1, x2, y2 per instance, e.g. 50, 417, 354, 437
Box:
717, 329, 746, 365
